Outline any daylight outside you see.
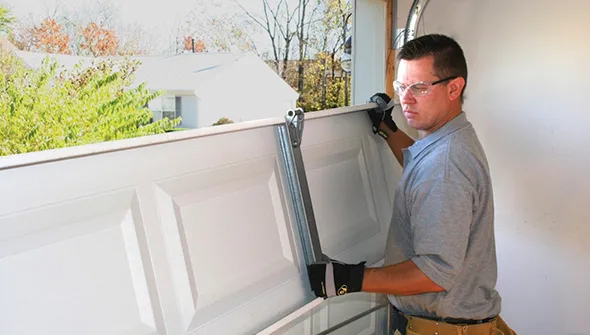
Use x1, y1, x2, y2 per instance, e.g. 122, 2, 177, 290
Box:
0, 0, 353, 156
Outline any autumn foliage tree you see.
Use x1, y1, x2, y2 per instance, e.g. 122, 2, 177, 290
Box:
30, 18, 71, 54
80, 22, 119, 56
183, 36, 206, 53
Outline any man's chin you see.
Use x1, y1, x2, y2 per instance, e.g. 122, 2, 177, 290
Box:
406, 118, 420, 129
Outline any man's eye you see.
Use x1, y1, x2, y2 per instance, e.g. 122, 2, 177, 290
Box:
412, 84, 428, 92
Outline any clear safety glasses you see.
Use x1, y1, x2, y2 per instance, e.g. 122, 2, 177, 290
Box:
393, 75, 458, 97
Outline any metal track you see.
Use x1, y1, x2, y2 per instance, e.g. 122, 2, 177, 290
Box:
404, 0, 432, 44
277, 108, 324, 264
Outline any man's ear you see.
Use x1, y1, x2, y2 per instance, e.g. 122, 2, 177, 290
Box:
448, 77, 466, 101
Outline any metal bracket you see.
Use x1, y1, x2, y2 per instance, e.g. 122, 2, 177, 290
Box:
285, 108, 305, 148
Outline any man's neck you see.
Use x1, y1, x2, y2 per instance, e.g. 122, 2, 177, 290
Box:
418, 107, 462, 139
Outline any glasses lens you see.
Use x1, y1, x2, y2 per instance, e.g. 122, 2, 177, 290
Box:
393, 82, 405, 96
409, 83, 429, 96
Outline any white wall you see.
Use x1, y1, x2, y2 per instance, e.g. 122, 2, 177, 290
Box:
397, 0, 590, 333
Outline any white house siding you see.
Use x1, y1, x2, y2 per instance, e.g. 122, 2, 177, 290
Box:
198, 96, 296, 127
179, 96, 198, 129
196, 54, 298, 127
394, 0, 590, 333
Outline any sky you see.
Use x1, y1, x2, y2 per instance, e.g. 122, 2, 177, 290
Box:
4, 0, 262, 26
2, 0, 288, 54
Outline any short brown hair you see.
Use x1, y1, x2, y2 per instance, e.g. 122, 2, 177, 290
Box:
398, 34, 468, 102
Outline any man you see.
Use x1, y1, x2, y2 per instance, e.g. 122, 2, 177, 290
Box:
307, 34, 516, 334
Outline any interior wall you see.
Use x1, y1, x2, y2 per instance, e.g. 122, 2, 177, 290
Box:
395, 0, 590, 333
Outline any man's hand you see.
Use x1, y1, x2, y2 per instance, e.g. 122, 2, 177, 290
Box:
307, 259, 366, 299
367, 93, 398, 139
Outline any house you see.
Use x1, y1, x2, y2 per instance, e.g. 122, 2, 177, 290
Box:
12, 48, 299, 129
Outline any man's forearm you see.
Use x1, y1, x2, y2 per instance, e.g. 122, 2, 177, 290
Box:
381, 122, 414, 167
361, 260, 445, 296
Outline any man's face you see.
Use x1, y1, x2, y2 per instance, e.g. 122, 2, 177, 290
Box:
395, 56, 459, 135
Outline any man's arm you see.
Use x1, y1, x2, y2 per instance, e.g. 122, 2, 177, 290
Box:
306, 257, 446, 299
359, 178, 474, 296
381, 122, 414, 167
361, 260, 445, 296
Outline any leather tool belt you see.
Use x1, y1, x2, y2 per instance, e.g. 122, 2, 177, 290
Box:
390, 305, 497, 335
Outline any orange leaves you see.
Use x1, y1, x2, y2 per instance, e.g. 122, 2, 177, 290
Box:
80, 22, 119, 56
183, 36, 206, 53
31, 18, 71, 55
19, 19, 120, 57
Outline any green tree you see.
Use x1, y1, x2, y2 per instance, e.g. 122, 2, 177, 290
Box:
286, 51, 348, 112
0, 5, 15, 35
0, 52, 181, 156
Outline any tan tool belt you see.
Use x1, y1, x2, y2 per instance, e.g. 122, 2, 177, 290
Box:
403, 314, 498, 335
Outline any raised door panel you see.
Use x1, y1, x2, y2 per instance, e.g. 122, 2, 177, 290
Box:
377, 138, 400, 215
154, 154, 309, 335
0, 124, 313, 335
299, 111, 391, 335
0, 189, 160, 335
301, 112, 391, 265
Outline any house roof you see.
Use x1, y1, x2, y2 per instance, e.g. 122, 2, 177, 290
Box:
13, 49, 299, 99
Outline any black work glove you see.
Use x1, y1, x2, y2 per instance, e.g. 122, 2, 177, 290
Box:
307, 259, 366, 299
367, 93, 398, 139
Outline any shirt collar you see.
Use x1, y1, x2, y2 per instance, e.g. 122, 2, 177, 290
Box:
406, 112, 469, 160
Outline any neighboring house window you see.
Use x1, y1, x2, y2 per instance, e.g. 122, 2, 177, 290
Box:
161, 96, 176, 120
149, 96, 179, 121
175, 97, 182, 121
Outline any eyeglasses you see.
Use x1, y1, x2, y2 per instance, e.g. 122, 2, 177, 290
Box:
393, 76, 458, 97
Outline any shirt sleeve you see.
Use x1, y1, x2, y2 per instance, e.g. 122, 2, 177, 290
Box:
409, 178, 474, 291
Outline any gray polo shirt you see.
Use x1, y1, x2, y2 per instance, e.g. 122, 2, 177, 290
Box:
385, 112, 502, 320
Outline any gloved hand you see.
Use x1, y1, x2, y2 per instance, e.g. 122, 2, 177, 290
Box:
367, 93, 398, 139
307, 259, 366, 299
